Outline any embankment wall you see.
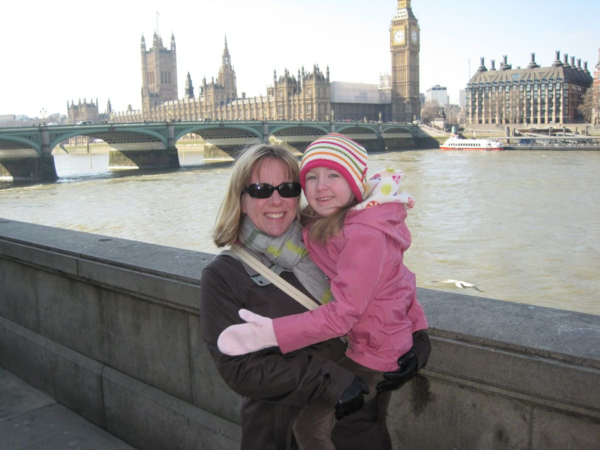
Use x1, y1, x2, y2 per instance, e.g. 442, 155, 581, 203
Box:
0, 220, 598, 449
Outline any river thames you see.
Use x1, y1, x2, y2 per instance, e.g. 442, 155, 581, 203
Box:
1, 148, 599, 315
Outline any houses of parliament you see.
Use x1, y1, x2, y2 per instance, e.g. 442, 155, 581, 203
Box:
68, 1, 421, 125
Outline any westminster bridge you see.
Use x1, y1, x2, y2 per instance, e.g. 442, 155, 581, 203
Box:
0, 120, 424, 182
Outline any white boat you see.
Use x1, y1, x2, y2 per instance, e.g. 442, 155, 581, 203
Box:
440, 135, 504, 151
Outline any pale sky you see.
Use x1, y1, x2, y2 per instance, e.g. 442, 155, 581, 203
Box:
2, 0, 598, 119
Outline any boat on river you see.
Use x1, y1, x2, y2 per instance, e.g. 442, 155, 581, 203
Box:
440, 135, 504, 151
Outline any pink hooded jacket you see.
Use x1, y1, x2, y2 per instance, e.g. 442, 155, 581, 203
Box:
272, 202, 428, 372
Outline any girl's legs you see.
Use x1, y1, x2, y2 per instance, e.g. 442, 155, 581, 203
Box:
293, 357, 385, 450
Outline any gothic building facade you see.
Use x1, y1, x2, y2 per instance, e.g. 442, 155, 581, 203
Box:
390, 0, 421, 122
465, 52, 593, 125
107, 1, 420, 124
141, 33, 178, 112
593, 49, 600, 125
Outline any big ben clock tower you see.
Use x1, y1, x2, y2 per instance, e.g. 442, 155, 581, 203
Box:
390, 1, 420, 122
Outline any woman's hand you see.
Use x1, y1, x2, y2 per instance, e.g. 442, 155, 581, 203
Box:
335, 375, 370, 420
376, 329, 431, 393
217, 309, 278, 355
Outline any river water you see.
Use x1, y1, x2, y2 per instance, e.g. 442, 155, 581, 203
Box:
1, 149, 599, 315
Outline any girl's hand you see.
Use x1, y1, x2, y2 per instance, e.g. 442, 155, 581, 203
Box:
217, 309, 278, 355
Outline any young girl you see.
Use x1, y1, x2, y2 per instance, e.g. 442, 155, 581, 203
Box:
219, 133, 428, 450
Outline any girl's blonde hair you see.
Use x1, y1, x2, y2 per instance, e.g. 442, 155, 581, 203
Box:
300, 197, 359, 244
213, 143, 301, 247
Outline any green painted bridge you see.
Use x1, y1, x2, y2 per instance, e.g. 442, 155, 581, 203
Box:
0, 120, 418, 182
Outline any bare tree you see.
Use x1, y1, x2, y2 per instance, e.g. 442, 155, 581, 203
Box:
420, 100, 439, 124
578, 88, 594, 123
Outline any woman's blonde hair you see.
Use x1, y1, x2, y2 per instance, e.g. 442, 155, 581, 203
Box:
213, 143, 301, 247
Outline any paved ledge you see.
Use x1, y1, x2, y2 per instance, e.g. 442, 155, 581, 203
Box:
0, 367, 135, 450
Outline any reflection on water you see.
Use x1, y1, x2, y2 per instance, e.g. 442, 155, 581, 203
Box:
1, 150, 599, 315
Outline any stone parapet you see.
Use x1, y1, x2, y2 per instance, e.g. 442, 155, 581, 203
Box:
0, 219, 598, 449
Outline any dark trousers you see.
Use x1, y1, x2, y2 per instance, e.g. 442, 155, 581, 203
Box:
293, 357, 385, 450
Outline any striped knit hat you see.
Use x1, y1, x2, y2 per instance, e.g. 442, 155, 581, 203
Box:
300, 133, 368, 202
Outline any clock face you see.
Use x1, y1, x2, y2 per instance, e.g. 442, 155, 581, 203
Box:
411, 30, 418, 43
393, 30, 405, 44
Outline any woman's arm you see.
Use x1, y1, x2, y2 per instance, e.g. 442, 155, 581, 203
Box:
201, 261, 355, 407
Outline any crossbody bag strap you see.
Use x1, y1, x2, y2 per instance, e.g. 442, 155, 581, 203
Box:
230, 245, 318, 311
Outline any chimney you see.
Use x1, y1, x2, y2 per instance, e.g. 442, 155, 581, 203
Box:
490, 59, 496, 70
528, 53, 539, 69
552, 50, 562, 67
477, 57, 487, 73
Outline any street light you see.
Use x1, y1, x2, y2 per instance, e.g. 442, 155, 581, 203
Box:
40, 108, 47, 125
331, 109, 335, 122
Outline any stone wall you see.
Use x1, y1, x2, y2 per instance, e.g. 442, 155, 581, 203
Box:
0, 219, 599, 449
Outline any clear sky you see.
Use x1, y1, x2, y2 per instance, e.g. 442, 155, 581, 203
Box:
2, 0, 598, 119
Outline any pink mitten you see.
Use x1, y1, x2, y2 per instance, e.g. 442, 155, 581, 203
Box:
217, 309, 278, 356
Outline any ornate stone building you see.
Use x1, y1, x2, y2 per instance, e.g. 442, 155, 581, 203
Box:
109, 1, 421, 124
389, 0, 421, 122
465, 52, 593, 125
141, 33, 178, 113
593, 49, 600, 125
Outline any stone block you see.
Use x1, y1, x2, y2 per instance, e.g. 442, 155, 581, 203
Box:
35, 270, 109, 362
0, 317, 54, 395
43, 338, 105, 428
429, 337, 600, 412
77, 257, 202, 312
103, 367, 240, 450
531, 406, 600, 449
34, 269, 193, 401
388, 375, 532, 450
189, 314, 242, 421
0, 258, 40, 331
0, 239, 78, 277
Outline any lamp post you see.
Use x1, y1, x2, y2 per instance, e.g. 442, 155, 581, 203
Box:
331, 109, 335, 122
40, 108, 47, 125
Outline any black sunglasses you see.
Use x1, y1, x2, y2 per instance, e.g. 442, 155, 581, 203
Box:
243, 182, 302, 199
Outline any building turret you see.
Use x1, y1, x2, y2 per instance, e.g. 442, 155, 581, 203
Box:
216, 36, 237, 101
185, 72, 194, 99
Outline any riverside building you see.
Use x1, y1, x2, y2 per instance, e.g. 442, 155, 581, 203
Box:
465, 52, 593, 125
593, 49, 600, 125
69, 1, 421, 124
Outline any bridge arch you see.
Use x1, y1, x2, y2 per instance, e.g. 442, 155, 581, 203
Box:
268, 123, 330, 137
0, 135, 41, 155
174, 124, 262, 142
49, 128, 168, 151
335, 124, 380, 138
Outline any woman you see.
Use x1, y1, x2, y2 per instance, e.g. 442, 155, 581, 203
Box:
200, 143, 431, 450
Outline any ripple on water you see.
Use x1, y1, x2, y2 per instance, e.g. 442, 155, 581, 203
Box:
1, 150, 599, 315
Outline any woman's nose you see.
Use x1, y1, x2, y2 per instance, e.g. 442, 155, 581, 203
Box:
268, 190, 283, 204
